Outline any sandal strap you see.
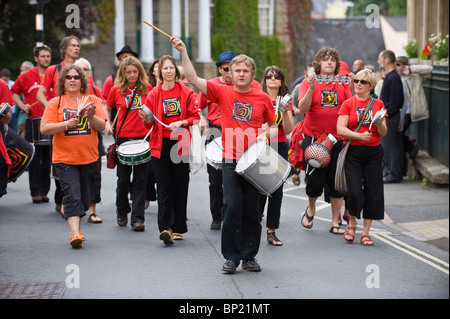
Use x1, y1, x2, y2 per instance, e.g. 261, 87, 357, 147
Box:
267, 232, 283, 245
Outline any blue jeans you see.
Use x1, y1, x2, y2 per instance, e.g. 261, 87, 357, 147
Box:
221, 160, 262, 263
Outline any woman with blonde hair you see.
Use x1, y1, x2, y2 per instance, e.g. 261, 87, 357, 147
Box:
337, 69, 387, 245
105, 56, 152, 231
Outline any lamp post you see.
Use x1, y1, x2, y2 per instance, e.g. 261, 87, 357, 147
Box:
29, 0, 51, 46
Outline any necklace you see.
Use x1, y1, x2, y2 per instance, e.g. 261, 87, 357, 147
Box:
127, 86, 136, 94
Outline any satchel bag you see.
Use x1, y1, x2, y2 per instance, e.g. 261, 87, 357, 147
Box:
334, 98, 374, 195
105, 89, 136, 169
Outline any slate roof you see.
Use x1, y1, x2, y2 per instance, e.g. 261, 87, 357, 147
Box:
310, 17, 385, 70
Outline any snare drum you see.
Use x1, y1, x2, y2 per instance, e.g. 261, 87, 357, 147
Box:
205, 136, 223, 170
31, 117, 51, 145
235, 141, 290, 196
117, 140, 151, 166
5, 127, 35, 183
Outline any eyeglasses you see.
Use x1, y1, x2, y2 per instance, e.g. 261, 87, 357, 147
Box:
353, 79, 369, 85
265, 74, 281, 80
395, 62, 403, 67
65, 75, 81, 80
221, 67, 230, 72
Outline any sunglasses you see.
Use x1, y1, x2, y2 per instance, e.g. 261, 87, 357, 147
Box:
395, 62, 403, 67
265, 74, 281, 80
353, 79, 369, 85
221, 67, 230, 72
65, 75, 81, 80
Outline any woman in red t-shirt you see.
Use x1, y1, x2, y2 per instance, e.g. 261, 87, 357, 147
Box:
260, 66, 293, 247
298, 47, 352, 234
337, 69, 387, 246
141, 55, 200, 245
105, 56, 150, 231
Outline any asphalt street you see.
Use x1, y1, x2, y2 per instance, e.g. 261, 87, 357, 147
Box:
0, 134, 448, 303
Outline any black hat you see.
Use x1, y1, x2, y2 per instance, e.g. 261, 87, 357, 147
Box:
116, 45, 139, 59
215, 51, 235, 67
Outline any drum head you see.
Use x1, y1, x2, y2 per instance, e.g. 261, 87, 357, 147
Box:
235, 141, 266, 173
118, 140, 149, 156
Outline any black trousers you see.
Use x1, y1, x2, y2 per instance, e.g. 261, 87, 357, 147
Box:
259, 141, 289, 229
152, 138, 190, 233
25, 119, 51, 197
221, 160, 262, 263
345, 145, 384, 220
54, 162, 96, 219
116, 137, 148, 225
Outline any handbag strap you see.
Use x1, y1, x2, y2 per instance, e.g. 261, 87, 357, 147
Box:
116, 88, 137, 142
347, 97, 374, 146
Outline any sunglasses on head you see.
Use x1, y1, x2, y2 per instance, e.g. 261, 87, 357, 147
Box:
353, 79, 369, 85
221, 67, 230, 72
66, 75, 81, 80
265, 74, 281, 80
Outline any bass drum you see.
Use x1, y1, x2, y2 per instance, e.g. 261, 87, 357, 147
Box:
5, 127, 35, 182
235, 141, 290, 196
205, 136, 223, 170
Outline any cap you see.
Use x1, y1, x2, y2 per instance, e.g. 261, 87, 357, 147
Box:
337, 61, 350, 76
116, 45, 139, 59
396, 56, 409, 66
215, 51, 235, 67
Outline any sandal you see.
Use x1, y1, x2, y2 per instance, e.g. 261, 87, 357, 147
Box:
292, 174, 300, 186
360, 234, 374, 246
344, 226, 356, 242
301, 206, 315, 229
70, 232, 84, 248
88, 213, 102, 223
173, 233, 183, 240
267, 231, 283, 246
329, 226, 344, 235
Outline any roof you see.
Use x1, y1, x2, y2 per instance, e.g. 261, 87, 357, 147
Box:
310, 18, 385, 69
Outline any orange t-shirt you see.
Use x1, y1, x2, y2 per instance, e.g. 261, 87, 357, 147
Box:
42, 94, 107, 165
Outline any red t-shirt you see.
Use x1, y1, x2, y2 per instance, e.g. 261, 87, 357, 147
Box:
299, 79, 351, 140
160, 84, 183, 138
101, 75, 114, 101
206, 81, 275, 159
11, 67, 52, 117
41, 62, 66, 99
198, 78, 262, 127
338, 96, 386, 146
106, 86, 149, 138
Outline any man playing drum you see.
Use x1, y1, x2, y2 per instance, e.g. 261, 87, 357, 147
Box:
0, 80, 14, 198
11, 45, 53, 204
172, 37, 278, 274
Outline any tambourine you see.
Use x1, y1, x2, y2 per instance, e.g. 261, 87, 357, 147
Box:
77, 102, 95, 118
0, 103, 11, 120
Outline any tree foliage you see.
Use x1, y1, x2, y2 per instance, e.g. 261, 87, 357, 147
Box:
0, 0, 112, 78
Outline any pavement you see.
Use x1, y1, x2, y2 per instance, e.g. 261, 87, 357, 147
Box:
0, 133, 448, 301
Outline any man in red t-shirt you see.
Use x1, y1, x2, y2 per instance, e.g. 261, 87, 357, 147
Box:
36, 35, 80, 106
11, 45, 53, 204
0, 80, 14, 197
172, 38, 277, 274
197, 51, 262, 231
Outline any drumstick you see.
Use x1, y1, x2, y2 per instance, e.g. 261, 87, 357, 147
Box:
141, 126, 154, 143
143, 20, 172, 39
111, 108, 120, 129
30, 101, 40, 107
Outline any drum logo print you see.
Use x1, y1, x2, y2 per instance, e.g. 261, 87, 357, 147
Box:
126, 93, 142, 110
321, 90, 337, 107
163, 97, 181, 117
232, 101, 253, 123
6, 147, 29, 175
357, 107, 372, 125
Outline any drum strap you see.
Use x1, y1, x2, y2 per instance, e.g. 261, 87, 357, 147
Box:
116, 89, 137, 143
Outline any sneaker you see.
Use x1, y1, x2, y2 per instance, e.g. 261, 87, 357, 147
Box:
117, 214, 128, 227
131, 222, 145, 231
210, 220, 221, 230
32, 195, 42, 203
222, 260, 239, 274
159, 229, 174, 245
242, 258, 261, 272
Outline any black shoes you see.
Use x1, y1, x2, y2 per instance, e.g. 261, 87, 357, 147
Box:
210, 220, 222, 230
117, 215, 128, 227
222, 258, 261, 274
242, 258, 261, 272
222, 260, 239, 274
